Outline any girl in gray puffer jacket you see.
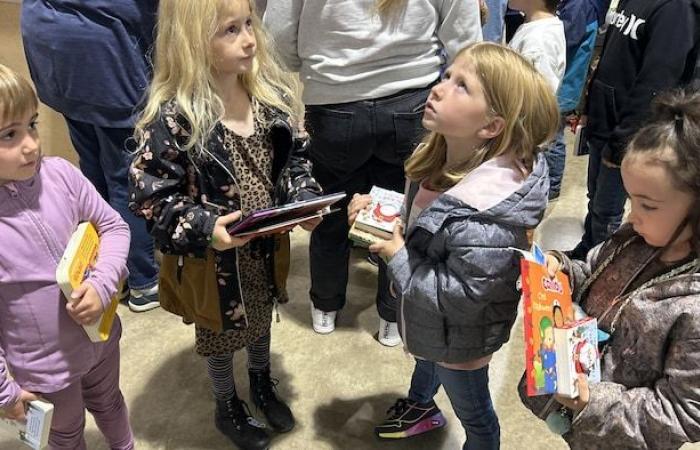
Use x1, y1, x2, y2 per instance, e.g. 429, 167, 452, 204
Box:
539, 89, 700, 450
348, 42, 559, 449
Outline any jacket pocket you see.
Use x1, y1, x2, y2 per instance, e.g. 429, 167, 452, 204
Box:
159, 251, 223, 332
305, 106, 355, 172
587, 79, 619, 137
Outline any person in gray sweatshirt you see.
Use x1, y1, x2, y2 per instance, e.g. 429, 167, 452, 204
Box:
264, 0, 482, 344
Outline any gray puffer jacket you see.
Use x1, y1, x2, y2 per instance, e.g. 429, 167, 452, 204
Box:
388, 154, 549, 364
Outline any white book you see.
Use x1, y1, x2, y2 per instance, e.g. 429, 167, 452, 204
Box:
554, 317, 601, 398
353, 186, 404, 240
0, 400, 54, 450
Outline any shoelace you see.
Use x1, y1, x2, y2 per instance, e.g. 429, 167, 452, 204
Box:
253, 375, 281, 404
226, 399, 265, 428
386, 398, 410, 419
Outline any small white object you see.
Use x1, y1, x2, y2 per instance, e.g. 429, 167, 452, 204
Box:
0, 399, 54, 450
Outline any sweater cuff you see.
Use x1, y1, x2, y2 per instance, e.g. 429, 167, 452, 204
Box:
0, 378, 21, 409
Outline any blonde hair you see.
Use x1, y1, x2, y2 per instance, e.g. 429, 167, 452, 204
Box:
375, 0, 406, 16
0, 64, 38, 123
135, 0, 302, 151
405, 42, 559, 191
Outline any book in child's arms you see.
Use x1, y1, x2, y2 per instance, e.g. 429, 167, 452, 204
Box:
56, 222, 120, 343
0, 399, 54, 450
352, 186, 404, 240
348, 221, 384, 248
518, 245, 574, 396
227, 192, 346, 237
554, 317, 601, 398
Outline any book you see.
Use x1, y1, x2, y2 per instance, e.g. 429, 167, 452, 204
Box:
519, 247, 574, 396
554, 317, 601, 398
0, 399, 54, 450
227, 193, 346, 237
55, 222, 120, 343
351, 186, 404, 240
348, 222, 384, 247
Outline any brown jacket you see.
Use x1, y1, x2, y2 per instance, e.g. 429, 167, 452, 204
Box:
556, 229, 700, 450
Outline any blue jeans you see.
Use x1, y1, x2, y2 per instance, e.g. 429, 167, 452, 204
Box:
66, 118, 159, 291
545, 120, 566, 199
571, 139, 627, 258
409, 359, 500, 450
482, 0, 508, 42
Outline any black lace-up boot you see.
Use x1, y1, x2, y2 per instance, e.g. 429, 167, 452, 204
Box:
215, 395, 270, 450
249, 368, 295, 432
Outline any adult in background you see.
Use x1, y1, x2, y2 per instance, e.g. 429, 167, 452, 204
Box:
264, 0, 482, 344
567, 0, 699, 259
21, 1, 160, 312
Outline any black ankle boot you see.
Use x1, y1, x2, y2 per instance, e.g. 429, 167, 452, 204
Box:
215, 396, 270, 450
249, 369, 295, 432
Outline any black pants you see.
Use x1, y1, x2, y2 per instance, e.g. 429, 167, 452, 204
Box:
307, 85, 431, 322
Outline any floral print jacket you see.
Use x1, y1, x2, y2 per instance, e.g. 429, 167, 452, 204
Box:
128, 100, 322, 330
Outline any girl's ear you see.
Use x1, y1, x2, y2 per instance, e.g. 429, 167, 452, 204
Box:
477, 116, 505, 140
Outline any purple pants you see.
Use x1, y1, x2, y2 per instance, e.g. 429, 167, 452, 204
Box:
42, 335, 133, 450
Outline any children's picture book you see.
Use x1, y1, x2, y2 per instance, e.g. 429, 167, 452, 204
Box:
227, 192, 346, 237
0, 399, 54, 450
56, 222, 120, 343
517, 244, 575, 396
350, 186, 404, 241
554, 317, 601, 398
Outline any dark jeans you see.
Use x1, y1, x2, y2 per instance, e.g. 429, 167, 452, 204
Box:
307, 86, 431, 321
66, 118, 159, 290
544, 118, 566, 199
571, 139, 627, 258
409, 359, 500, 450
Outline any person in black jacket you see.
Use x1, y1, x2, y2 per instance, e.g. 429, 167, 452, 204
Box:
568, 0, 698, 259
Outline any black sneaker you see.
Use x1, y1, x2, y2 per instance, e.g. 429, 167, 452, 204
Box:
375, 398, 446, 439
249, 369, 295, 433
128, 285, 160, 312
215, 396, 270, 450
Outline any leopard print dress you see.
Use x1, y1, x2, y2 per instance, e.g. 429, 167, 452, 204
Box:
195, 101, 275, 356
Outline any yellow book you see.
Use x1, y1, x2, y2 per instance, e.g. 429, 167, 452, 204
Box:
55, 222, 119, 342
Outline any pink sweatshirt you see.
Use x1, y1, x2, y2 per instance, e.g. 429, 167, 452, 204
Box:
0, 157, 130, 406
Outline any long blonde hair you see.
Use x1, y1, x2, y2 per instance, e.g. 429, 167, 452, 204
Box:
0, 64, 38, 122
135, 0, 302, 151
405, 42, 559, 191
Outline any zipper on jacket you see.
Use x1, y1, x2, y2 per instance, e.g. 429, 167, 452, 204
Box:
15, 194, 62, 264
176, 255, 184, 283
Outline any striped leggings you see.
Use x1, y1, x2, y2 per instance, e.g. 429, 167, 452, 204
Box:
206, 332, 271, 401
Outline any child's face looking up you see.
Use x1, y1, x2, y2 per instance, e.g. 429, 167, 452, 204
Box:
0, 108, 41, 186
423, 56, 493, 148
210, 0, 257, 76
622, 152, 695, 257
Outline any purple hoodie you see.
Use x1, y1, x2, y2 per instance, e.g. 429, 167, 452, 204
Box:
0, 157, 130, 407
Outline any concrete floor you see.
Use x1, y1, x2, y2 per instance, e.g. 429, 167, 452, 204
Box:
3, 2, 700, 449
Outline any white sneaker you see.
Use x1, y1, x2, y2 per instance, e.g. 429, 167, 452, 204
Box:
378, 318, 402, 347
310, 304, 337, 334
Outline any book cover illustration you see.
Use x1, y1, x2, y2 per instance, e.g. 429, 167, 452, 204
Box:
55, 222, 120, 342
519, 245, 574, 396
351, 186, 404, 240
0, 399, 54, 450
554, 317, 601, 398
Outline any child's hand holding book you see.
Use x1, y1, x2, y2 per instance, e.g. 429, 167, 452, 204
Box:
555, 373, 590, 412
347, 193, 373, 226
212, 211, 254, 251
1, 390, 38, 422
368, 221, 405, 261
66, 282, 105, 326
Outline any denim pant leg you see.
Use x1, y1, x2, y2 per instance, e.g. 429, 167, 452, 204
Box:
408, 359, 441, 404
436, 365, 500, 450
574, 140, 627, 256
66, 118, 159, 290
545, 121, 566, 198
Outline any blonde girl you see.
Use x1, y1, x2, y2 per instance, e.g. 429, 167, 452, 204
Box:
129, 1, 321, 449
348, 42, 558, 448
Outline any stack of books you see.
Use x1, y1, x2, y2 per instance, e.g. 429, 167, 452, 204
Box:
348, 187, 404, 247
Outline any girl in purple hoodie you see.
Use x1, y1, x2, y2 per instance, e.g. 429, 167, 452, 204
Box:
0, 64, 134, 449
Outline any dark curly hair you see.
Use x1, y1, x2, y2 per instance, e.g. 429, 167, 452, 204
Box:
625, 88, 700, 256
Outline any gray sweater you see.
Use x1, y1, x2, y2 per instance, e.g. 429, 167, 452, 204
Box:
263, 0, 482, 105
